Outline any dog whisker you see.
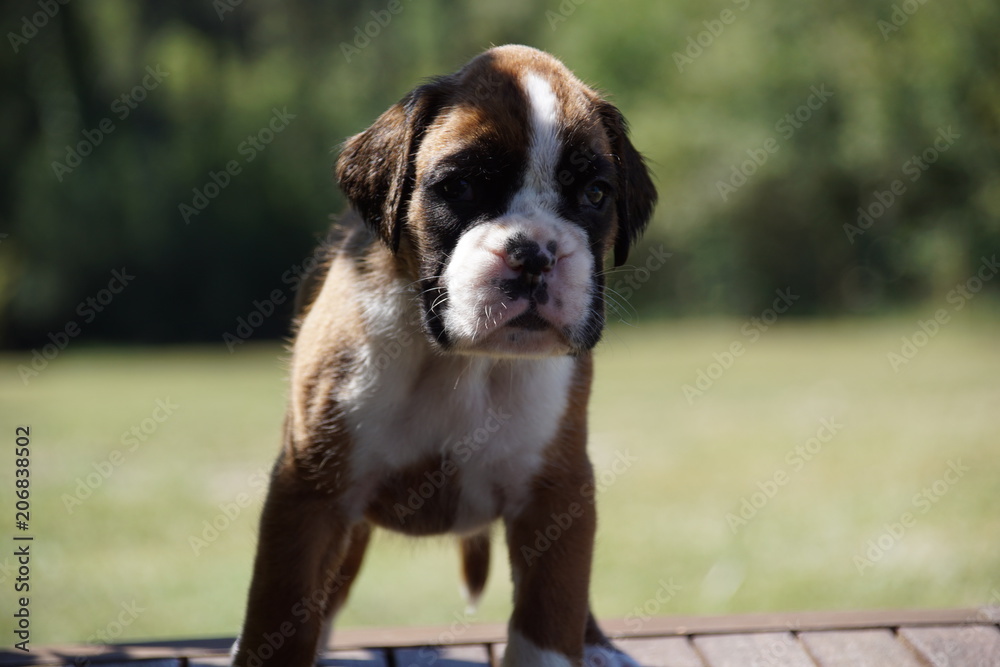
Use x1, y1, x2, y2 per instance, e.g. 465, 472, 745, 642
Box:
601, 285, 638, 323
430, 293, 450, 311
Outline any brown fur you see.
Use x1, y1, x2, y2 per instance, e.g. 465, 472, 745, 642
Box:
234, 45, 656, 667
505, 354, 596, 659
460, 529, 492, 604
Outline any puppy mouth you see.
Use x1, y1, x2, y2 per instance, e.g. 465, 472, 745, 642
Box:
505, 308, 551, 331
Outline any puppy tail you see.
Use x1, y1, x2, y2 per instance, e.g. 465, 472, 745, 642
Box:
458, 529, 491, 613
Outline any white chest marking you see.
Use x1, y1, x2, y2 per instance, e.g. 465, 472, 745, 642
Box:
340, 307, 574, 531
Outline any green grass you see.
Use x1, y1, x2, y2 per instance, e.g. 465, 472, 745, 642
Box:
2, 314, 999, 644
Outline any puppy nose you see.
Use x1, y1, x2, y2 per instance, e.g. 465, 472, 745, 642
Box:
505, 236, 557, 276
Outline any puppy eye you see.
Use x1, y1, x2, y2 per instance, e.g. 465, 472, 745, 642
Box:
439, 177, 474, 203
582, 182, 610, 208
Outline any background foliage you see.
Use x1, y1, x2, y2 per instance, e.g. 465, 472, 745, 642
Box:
2, 0, 999, 347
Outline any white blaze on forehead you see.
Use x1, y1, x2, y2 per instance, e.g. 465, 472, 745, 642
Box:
516, 72, 562, 212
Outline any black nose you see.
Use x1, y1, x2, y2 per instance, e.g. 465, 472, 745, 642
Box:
505, 236, 556, 276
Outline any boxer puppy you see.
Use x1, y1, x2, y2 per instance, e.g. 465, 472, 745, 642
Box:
233, 44, 657, 667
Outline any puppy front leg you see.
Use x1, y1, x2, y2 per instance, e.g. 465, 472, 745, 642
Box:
314, 521, 372, 654
503, 469, 596, 667
234, 469, 351, 667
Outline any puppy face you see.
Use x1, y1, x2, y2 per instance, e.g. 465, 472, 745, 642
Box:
337, 45, 656, 357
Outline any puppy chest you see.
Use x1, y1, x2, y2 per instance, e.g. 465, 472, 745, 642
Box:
345, 356, 576, 534
363, 449, 499, 535
357, 402, 551, 535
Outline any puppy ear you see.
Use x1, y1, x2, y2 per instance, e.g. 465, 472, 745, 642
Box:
336, 78, 454, 252
598, 102, 658, 267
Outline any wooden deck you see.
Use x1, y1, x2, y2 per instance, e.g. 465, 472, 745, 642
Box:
2, 607, 998, 666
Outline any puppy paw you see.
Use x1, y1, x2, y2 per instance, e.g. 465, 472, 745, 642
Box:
583, 644, 642, 667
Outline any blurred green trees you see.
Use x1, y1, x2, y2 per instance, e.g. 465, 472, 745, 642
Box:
1, 0, 998, 346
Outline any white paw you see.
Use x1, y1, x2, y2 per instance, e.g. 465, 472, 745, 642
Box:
583, 644, 642, 667
503, 629, 574, 666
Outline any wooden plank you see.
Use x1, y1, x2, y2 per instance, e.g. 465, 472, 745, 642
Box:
2, 607, 989, 663
393, 644, 491, 665
331, 623, 507, 650
599, 607, 989, 639
692, 633, 816, 667
1, 608, 994, 666
0, 637, 235, 666
616, 637, 706, 667
336, 607, 987, 649
308, 607, 996, 651
798, 630, 923, 667
899, 625, 1000, 666
493, 641, 704, 667
176, 649, 390, 667
0, 649, 191, 666
0, 649, 389, 667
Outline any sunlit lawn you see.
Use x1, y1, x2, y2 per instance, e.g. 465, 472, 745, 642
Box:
2, 312, 998, 644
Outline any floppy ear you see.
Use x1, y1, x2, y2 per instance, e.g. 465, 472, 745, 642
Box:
599, 102, 658, 267
335, 77, 454, 252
